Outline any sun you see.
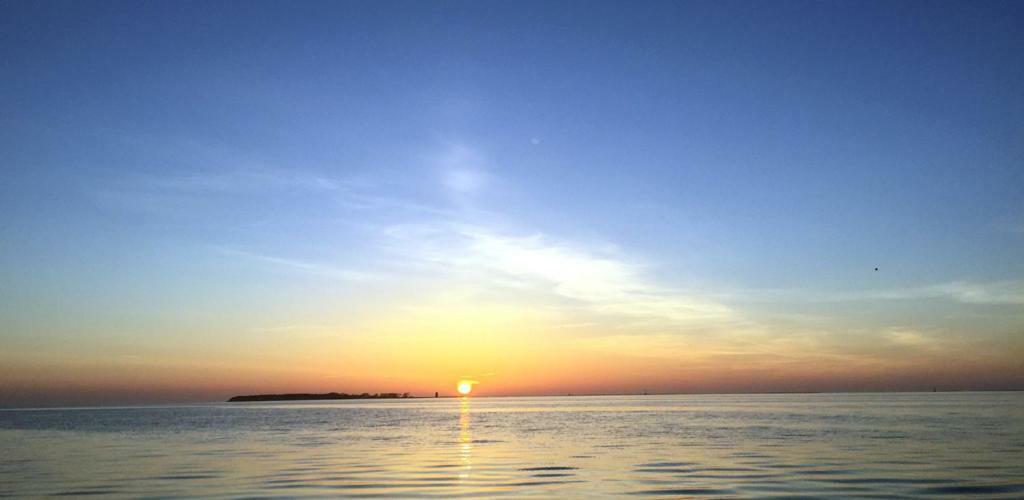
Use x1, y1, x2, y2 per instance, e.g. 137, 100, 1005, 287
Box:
457, 381, 473, 396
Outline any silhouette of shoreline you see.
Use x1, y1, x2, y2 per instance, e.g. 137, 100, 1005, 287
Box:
228, 392, 413, 402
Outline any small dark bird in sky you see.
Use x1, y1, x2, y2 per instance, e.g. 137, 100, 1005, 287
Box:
874, 268, 879, 271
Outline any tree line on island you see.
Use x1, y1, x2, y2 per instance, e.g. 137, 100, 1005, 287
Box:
228, 392, 413, 402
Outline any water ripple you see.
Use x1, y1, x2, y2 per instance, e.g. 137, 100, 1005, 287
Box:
1, 393, 1021, 498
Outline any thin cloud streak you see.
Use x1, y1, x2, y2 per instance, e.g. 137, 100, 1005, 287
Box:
729, 281, 1024, 306
142, 168, 343, 194
218, 248, 375, 282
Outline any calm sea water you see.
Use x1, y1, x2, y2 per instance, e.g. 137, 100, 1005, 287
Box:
1, 393, 1022, 498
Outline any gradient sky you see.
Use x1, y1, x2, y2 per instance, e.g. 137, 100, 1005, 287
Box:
2, 0, 1023, 406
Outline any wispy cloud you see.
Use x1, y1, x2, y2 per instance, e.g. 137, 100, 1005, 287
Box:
461, 229, 734, 323
885, 328, 936, 349
437, 144, 490, 195
95, 142, 1018, 354
924, 281, 1024, 305
248, 324, 335, 334
90, 166, 351, 218
731, 281, 1024, 306
140, 168, 343, 194
218, 248, 374, 282
380, 222, 738, 329
121, 143, 741, 332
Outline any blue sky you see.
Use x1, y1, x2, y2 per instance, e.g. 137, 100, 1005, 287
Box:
1, 1, 1023, 405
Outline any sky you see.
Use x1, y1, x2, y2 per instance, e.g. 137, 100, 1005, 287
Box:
1, 0, 1023, 407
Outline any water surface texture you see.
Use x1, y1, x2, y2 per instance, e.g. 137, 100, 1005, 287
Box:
1, 393, 1022, 497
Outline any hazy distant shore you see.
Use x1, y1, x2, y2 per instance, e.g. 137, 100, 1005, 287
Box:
228, 392, 414, 402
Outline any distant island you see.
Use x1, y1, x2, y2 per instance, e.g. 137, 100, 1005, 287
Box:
228, 392, 413, 402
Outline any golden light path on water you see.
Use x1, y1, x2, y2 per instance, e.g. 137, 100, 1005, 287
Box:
459, 398, 472, 483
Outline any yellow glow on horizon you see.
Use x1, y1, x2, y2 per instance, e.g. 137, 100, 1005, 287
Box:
457, 380, 473, 395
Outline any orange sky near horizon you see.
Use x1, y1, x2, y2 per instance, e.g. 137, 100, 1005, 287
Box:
3, 307, 1022, 407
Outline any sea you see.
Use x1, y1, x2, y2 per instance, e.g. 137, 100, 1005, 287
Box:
1, 392, 1022, 498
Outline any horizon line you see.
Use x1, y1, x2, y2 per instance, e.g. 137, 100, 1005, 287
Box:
3, 388, 1022, 411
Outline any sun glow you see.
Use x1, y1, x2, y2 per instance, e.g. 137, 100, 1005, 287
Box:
457, 381, 473, 395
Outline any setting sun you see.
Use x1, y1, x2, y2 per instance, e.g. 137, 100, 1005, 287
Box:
457, 381, 473, 395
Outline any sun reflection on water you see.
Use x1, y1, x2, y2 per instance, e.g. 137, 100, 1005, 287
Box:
459, 398, 472, 481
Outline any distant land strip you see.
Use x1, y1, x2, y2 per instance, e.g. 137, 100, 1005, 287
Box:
228, 392, 413, 402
